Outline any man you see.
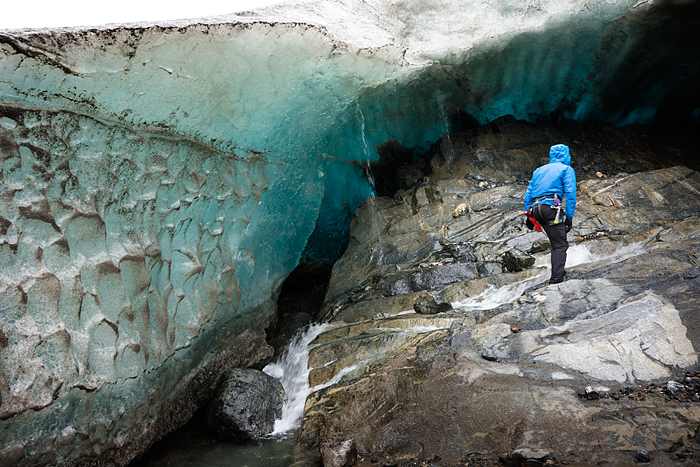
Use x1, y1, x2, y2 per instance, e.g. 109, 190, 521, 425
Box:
524, 144, 576, 284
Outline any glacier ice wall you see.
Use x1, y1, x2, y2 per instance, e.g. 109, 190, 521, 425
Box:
0, 105, 324, 463
1, 0, 699, 464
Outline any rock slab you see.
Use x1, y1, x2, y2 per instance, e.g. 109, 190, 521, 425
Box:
299, 126, 700, 466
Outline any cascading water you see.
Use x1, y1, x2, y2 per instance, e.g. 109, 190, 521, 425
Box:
263, 323, 331, 435
356, 101, 385, 266
453, 241, 654, 312
437, 94, 457, 163
131, 324, 332, 467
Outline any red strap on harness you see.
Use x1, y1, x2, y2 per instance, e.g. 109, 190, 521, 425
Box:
526, 210, 547, 237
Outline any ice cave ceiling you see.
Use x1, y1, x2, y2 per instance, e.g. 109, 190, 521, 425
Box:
1, 0, 699, 264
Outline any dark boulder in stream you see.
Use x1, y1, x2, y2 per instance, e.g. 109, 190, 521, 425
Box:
207, 368, 285, 440
503, 248, 536, 272
413, 293, 453, 315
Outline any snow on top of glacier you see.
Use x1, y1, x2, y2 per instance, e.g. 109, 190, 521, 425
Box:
4, 0, 636, 66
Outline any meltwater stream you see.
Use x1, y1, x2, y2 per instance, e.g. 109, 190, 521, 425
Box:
131, 325, 330, 467
263, 324, 331, 435
453, 241, 651, 312
133, 241, 653, 466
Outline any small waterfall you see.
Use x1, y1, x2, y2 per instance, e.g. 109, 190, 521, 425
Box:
355, 101, 384, 266
263, 323, 330, 435
436, 94, 456, 163
454, 273, 547, 311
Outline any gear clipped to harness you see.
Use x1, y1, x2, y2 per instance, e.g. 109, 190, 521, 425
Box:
525, 210, 547, 237
552, 194, 562, 225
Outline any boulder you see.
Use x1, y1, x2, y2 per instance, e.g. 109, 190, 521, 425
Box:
320, 433, 357, 467
413, 293, 453, 314
207, 368, 285, 440
637, 449, 651, 463
503, 248, 535, 272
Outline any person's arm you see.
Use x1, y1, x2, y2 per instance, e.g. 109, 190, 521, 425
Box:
563, 166, 576, 218
524, 179, 533, 212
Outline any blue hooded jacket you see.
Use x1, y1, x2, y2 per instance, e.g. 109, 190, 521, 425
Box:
524, 144, 576, 218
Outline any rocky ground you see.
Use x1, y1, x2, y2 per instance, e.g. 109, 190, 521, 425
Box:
292, 118, 700, 467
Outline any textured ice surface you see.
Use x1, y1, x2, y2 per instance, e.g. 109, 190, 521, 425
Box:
0, 107, 322, 461
1, 0, 699, 464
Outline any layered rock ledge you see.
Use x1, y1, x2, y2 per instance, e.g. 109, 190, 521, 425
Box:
297, 121, 700, 466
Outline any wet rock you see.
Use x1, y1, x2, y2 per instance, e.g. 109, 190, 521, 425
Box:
413, 264, 479, 289
503, 248, 535, 272
207, 368, 285, 440
453, 203, 468, 217
383, 263, 479, 297
500, 448, 550, 466
302, 126, 700, 467
320, 433, 357, 467
636, 449, 651, 463
321, 293, 422, 323
667, 380, 685, 395
442, 241, 478, 263
476, 262, 504, 277
413, 293, 453, 314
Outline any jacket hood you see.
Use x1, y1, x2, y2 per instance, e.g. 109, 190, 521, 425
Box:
549, 144, 571, 166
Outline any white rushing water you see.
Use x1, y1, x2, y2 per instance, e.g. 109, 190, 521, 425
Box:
263, 323, 331, 435
262, 321, 450, 436
454, 273, 548, 311
263, 241, 654, 436
566, 240, 651, 267
455, 241, 652, 312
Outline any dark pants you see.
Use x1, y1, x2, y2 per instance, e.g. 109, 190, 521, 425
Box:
533, 203, 568, 284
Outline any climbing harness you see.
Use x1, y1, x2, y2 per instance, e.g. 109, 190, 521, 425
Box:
530, 194, 565, 227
